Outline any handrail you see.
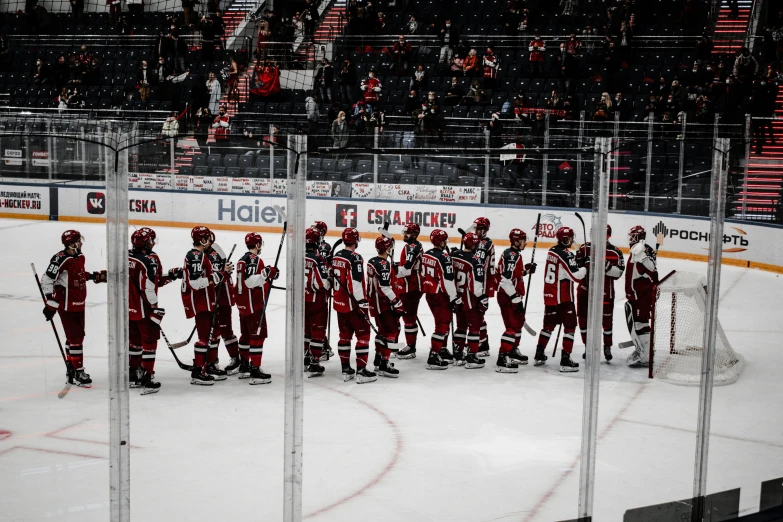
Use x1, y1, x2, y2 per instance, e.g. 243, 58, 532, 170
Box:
746, 0, 764, 52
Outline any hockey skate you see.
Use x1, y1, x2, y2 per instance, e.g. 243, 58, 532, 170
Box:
356, 367, 377, 384
559, 352, 580, 373
307, 362, 325, 377
73, 369, 92, 388
439, 347, 455, 365
378, 359, 400, 378
190, 366, 215, 386
238, 359, 251, 379
477, 340, 490, 358
225, 356, 241, 376
140, 370, 161, 395
206, 362, 227, 381
373, 352, 382, 371
465, 353, 485, 369
426, 351, 449, 370
129, 366, 143, 388
626, 348, 648, 367
397, 345, 417, 359
342, 364, 356, 382
320, 345, 333, 362
604, 346, 613, 362
508, 348, 529, 365
534, 347, 548, 366
249, 366, 272, 385
453, 347, 466, 366
496, 354, 519, 373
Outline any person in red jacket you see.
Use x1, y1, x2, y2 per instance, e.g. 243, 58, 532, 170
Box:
496, 228, 537, 372
181, 226, 227, 385
482, 46, 500, 89
332, 228, 377, 383
360, 69, 382, 106
392, 34, 413, 76
304, 227, 331, 375
128, 227, 182, 394
367, 235, 404, 378
422, 229, 458, 370
234, 232, 278, 385
42, 230, 106, 387
394, 223, 424, 359
528, 33, 546, 77
212, 103, 230, 145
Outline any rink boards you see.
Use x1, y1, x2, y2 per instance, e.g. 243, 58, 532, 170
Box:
0, 178, 779, 273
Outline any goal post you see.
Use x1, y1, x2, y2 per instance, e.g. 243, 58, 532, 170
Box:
649, 270, 744, 386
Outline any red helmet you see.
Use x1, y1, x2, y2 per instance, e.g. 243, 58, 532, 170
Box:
61, 229, 82, 246
556, 227, 575, 245
245, 232, 263, 249
629, 225, 646, 245
509, 228, 527, 243
131, 227, 156, 248
342, 227, 360, 246
313, 220, 327, 236
463, 232, 480, 250
305, 227, 321, 246
191, 226, 212, 245
403, 223, 420, 236
430, 229, 448, 246
473, 217, 490, 236
375, 236, 393, 252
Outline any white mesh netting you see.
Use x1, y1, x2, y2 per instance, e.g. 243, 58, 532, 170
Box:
650, 271, 744, 386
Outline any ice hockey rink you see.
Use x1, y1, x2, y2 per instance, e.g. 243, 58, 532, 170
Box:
1, 218, 782, 522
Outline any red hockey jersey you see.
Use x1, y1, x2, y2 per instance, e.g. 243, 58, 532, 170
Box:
41, 250, 89, 312
234, 251, 272, 316
360, 76, 382, 103
421, 248, 457, 299
475, 237, 498, 297
332, 248, 365, 313
497, 246, 527, 299
575, 241, 625, 301
543, 245, 586, 306
395, 240, 423, 294
305, 251, 331, 304
367, 256, 398, 317
129, 248, 174, 321
206, 247, 234, 306
181, 248, 219, 318
451, 250, 485, 311
625, 242, 658, 302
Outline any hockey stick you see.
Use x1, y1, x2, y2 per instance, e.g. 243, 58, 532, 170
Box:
551, 323, 563, 357
31, 263, 73, 399
655, 231, 665, 255
324, 237, 343, 358
521, 213, 542, 336
575, 212, 587, 245
206, 243, 237, 345
256, 205, 287, 335
160, 328, 195, 371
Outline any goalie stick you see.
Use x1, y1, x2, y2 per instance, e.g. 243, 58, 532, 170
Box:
379, 221, 427, 337
256, 205, 287, 335
31, 263, 73, 398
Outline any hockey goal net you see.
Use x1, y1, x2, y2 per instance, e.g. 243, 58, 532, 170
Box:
649, 271, 744, 386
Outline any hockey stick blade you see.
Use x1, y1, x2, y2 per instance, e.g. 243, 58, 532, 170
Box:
57, 382, 72, 399
378, 221, 393, 238
523, 322, 536, 335
211, 242, 227, 260
273, 205, 287, 223
618, 340, 635, 348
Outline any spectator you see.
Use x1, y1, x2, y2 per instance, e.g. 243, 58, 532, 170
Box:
546, 90, 564, 120
54, 55, 69, 92
206, 71, 222, 113
315, 58, 334, 103
565, 33, 582, 56
154, 56, 173, 100
405, 89, 420, 115
670, 79, 687, 107
614, 92, 631, 120
106, 0, 120, 23
644, 93, 661, 120
733, 47, 759, 95
464, 48, 479, 77
162, 112, 179, 142
194, 107, 212, 148
500, 3, 521, 35
487, 112, 503, 148
181, 0, 199, 26
654, 76, 671, 100
201, 15, 217, 61
327, 101, 341, 123
117, 15, 132, 35
331, 111, 349, 149
57, 87, 70, 112
67, 86, 85, 108
464, 80, 486, 105
136, 60, 152, 102
189, 74, 210, 117
226, 56, 239, 106
167, 31, 187, 73
305, 91, 319, 135
695, 34, 714, 65
292, 12, 304, 39
444, 77, 464, 106
353, 100, 372, 135
392, 35, 413, 76
482, 47, 500, 89
212, 104, 231, 145
338, 58, 356, 104
77, 44, 92, 66
592, 92, 613, 121
529, 33, 546, 78
368, 107, 385, 134
437, 18, 459, 64
70, 0, 84, 24
683, 62, 708, 88
661, 94, 680, 122
406, 15, 418, 35
32, 57, 50, 86
450, 54, 465, 75
694, 94, 712, 123
360, 69, 382, 106
559, 48, 579, 95
410, 63, 427, 92
616, 21, 633, 61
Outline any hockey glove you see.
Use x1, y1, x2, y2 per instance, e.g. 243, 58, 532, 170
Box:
264, 266, 279, 280
477, 294, 489, 313
90, 270, 108, 283
224, 261, 235, 275
167, 267, 183, 280
357, 299, 370, 317
150, 308, 166, 326
391, 298, 405, 315
450, 296, 463, 312
212, 272, 224, 285
43, 297, 57, 321
524, 262, 537, 275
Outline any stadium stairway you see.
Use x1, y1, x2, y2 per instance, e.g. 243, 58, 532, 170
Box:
314, 0, 347, 46
223, 0, 255, 38
712, 0, 752, 59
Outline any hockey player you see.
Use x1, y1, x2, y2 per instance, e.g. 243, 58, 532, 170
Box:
367, 235, 404, 378
625, 225, 658, 367
312, 220, 332, 260
304, 227, 331, 376
41, 230, 106, 387
205, 233, 239, 376
472, 217, 496, 357
496, 228, 537, 372
234, 232, 278, 385
422, 229, 458, 370
394, 223, 424, 359
575, 225, 625, 362
128, 227, 182, 394
450, 232, 488, 369
182, 226, 227, 385
534, 227, 586, 372
332, 228, 377, 383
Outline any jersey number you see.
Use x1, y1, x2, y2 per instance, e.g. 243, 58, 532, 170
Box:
545, 263, 557, 284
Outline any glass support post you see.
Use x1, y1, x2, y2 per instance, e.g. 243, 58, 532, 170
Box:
742, 114, 751, 219
484, 128, 491, 205
575, 111, 585, 207
644, 116, 653, 212
373, 126, 379, 187
677, 114, 687, 214
542, 113, 550, 206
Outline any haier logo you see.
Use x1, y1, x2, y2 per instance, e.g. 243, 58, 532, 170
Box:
87, 192, 106, 215
336, 204, 357, 228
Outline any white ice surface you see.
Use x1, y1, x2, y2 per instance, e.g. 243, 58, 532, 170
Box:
0, 219, 781, 522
